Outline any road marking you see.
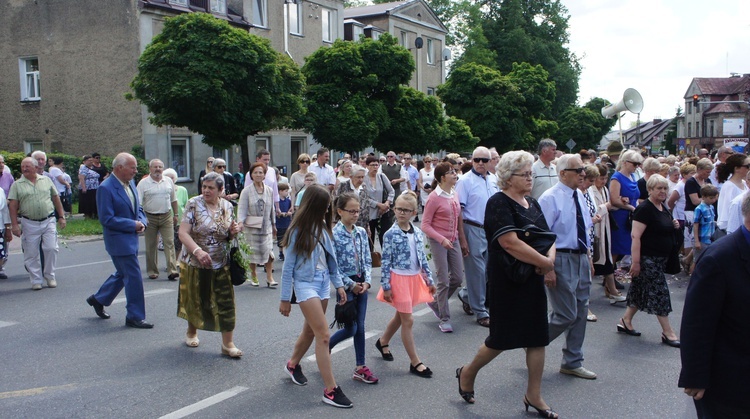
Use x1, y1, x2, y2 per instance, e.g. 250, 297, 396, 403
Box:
158, 386, 248, 419
413, 307, 433, 317
0, 321, 18, 329
0, 384, 76, 399
112, 288, 173, 304
55, 255, 145, 271
305, 330, 381, 362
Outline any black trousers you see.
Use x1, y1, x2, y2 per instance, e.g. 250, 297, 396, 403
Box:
368, 212, 393, 251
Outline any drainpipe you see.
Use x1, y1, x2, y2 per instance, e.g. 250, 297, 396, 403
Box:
283, 0, 294, 59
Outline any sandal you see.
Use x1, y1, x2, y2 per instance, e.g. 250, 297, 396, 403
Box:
221, 344, 243, 358
249, 275, 259, 287
456, 367, 475, 403
375, 338, 393, 361
587, 311, 598, 322
477, 317, 490, 327
185, 334, 200, 348
410, 362, 433, 378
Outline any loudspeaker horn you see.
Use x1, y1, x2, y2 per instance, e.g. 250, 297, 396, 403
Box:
601, 88, 644, 119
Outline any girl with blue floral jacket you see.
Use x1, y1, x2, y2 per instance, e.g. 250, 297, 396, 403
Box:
375, 191, 436, 378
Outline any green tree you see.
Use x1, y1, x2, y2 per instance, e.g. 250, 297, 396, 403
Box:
373, 87, 446, 154
439, 116, 479, 153
302, 34, 414, 153
663, 106, 682, 155
582, 97, 618, 144
556, 106, 602, 151
127, 13, 304, 170
438, 63, 525, 151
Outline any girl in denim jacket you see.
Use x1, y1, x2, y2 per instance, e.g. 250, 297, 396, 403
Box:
375, 191, 436, 378
329, 193, 378, 384
279, 184, 352, 408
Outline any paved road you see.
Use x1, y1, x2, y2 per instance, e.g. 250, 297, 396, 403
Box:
0, 235, 699, 418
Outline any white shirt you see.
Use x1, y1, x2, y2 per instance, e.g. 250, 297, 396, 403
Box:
136, 176, 176, 214
726, 190, 749, 234
538, 181, 593, 250
717, 180, 747, 230
455, 169, 499, 225
49, 167, 67, 194
531, 159, 558, 200
309, 161, 335, 187
377, 163, 409, 192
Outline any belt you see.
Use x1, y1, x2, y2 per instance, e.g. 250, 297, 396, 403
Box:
145, 212, 169, 216
20, 213, 55, 222
557, 248, 586, 254
463, 219, 483, 229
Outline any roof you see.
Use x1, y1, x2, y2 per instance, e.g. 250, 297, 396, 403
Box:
704, 95, 745, 115
344, 0, 448, 33
622, 118, 674, 147
140, 0, 250, 27
692, 75, 750, 97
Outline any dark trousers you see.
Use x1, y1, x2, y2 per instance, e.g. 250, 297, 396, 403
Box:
695, 396, 750, 419
368, 212, 393, 250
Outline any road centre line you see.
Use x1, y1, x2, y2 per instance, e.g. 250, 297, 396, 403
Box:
112, 288, 174, 304
0, 384, 76, 400
304, 330, 381, 362
158, 386, 248, 419
54, 254, 145, 271
0, 321, 18, 329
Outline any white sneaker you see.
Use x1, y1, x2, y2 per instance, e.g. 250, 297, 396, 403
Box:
31, 283, 42, 290
46, 278, 57, 288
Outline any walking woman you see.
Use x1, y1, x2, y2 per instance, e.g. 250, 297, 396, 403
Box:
237, 162, 277, 287
364, 156, 394, 249
335, 165, 372, 234
417, 156, 435, 210
609, 149, 643, 275
422, 162, 468, 333
279, 184, 352, 408
289, 153, 311, 209
456, 151, 557, 417
617, 175, 681, 348
716, 153, 749, 236
78, 155, 100, 218
177, 172, 243, 357
588, 164, 625, 304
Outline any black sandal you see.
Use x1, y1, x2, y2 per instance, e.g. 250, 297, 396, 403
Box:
410, 362, 433, 378
524, 396, 558, 418
456, 367, 475, 403
375, 338, 393, 361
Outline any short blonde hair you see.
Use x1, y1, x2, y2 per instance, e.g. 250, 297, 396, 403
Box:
395, 190, 418, 210
646, 174, 668, 191
617, 150, 643, 171
496, 150, 534, 190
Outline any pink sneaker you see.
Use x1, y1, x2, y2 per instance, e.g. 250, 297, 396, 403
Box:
352, 366, 379, 384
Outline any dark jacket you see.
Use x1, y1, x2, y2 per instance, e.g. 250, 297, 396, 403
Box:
678, 228, 750, 407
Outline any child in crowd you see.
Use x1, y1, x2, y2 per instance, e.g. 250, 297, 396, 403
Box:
276, 183, 292, 261
692, 184, 718, 265
279, 184, 352, 409
295, 172, 316, 209
375, 190, 436, 378
330, 193, 378, 384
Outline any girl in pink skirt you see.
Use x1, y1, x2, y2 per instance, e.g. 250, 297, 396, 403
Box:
375, 191, 436, 377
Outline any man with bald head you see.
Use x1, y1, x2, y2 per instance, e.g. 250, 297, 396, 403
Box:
87, 153, 153, 328
8, 157, 66, 290
137, 159, 179, 281
456, 146, 499, 327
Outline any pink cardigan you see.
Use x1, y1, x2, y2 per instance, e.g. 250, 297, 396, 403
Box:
422, 187, 461, 244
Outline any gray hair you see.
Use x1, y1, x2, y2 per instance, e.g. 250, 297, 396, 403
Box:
22, 156, 38, 167
163, 168, 178, 181
556, 154, 582, 175
616, 150, 643, 171
537, 138, 557, 154
31, 150, 47, 160
201, 171, 224, 190
496, 150, 534, 190
742, 193, 750, 217
642, 157, 661, 173
112, 153, 134, 168
472, 146, 491, 159
213, 158, 227, 169
148, 159, 163, 168
350, 164, 366, 176
0, 154, 5, 163
646, 174, 669, 191
696, 158, 714, 171
668, 165, 680, 176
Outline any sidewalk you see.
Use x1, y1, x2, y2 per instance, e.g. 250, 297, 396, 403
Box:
7, 213, 102, 255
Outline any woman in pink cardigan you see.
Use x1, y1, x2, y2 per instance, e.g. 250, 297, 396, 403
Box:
422, 162, 469, 333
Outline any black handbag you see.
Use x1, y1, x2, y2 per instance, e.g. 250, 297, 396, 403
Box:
330, 291, 357, 329
228, 239, 246, 286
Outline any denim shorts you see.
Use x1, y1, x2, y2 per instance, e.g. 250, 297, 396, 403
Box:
293, 269, 331, 303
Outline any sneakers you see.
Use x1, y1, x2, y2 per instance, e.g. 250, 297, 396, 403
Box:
322, 386, 353, 408
31, 283, 42, 290
352, 366, 379, 384
279, 252, 285, 261
560, 366, 597, 380
438, 321, 453, 333
285, 362, 308, 386
46, 278, 57, 288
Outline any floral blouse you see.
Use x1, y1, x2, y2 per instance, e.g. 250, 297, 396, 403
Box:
336, 179, 373, 230
79, 165, 100, 190
179, 196, 234, 269
332, 221, 372, 288
380, 222, 434, 291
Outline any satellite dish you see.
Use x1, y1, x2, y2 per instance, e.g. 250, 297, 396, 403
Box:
442, 48, 451, 61
414, 37, 423, 49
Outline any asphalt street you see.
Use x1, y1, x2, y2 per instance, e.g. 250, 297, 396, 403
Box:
0, 233, 700, 418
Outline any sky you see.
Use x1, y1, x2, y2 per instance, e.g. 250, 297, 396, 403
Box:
565, 0, 750, 128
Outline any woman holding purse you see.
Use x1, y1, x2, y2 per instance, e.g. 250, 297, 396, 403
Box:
364, 156, 394, 250
238, 162, 277, 287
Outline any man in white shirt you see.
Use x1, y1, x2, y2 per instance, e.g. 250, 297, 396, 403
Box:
538, 154, 596, 380
709, 146, 735, 192
378, 151, 408, 194
487, 148, 500, 187
137, 159, 179, 281
531, 139, 558, 199
246, 149, 281, 215
309, 147, 336, 193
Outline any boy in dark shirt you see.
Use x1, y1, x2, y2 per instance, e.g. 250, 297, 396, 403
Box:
276, 183, 292, 261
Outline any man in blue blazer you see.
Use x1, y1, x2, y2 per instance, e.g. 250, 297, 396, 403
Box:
86, 153, 153, 328
679, 193, 750, 418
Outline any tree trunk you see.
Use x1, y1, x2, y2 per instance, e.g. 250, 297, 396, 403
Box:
240, 140, 250, 179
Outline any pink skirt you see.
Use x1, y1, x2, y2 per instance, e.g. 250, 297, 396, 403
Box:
377, 272, 434, 313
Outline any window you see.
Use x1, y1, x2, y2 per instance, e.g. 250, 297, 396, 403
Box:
688, 122, 692, 137
170, 137, 190, 180
352, 25, 364, 40
210, 0, 226, 14
322, 8, 336, 42
371, 30, 381, 40
289, 1, 303, 35
696, 122, 701, 137
710, 120, 715, 137
427, 87, 435, 96
687, 101, 692, 115
170, 0, 188, 5
426, 38, 434, 64
253, 0, 267, 27
19, 57, 41, 101
400, 31, 407, 47
255, 137, 269, 154
24, 140, 43, 154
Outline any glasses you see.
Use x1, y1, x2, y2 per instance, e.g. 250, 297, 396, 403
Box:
379, 159, 386, 162
447, 169, 457, 174
368, 163, 380, 167
628, 161, 642, 167
741, 164, 750, 169
387, 155, 396, 158
424, 159, 432, 163
207, 160, 214, 163
562, 167, 585, 174
473, 158, 490, 163
215, 165, 226, 169
394, 207, 414, 214
299, 160, 310, 164
340, 209, 360, 215
404, 157, 412, 160
511, 172, 533, 179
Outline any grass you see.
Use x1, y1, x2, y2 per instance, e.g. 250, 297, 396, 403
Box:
60, 202, 103, 237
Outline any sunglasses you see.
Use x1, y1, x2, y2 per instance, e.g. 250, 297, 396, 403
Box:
511, 172, 533, 179
473, 158, 490, 163
628, 161, 642, 167
299, 160, 310, 164
215, 165, 226, 169
741, 164, 750, 169
562, 167, 585, 174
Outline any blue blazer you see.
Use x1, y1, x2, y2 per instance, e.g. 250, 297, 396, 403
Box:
678, 228, 750, 407
96, 175, 147, 257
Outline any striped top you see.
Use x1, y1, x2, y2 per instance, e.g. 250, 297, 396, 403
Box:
8, 175, 57, 220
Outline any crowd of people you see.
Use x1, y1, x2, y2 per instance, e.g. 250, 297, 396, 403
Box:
3, 141, 747, 416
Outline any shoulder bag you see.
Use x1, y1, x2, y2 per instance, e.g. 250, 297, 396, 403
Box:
228, 238, 246, 286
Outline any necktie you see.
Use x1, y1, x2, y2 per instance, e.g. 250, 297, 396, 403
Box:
573, 190, 587, 251
124, 183, 135, 212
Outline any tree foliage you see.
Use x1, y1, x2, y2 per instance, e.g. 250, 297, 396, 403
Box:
128, 13, 304, 169
302, 34, 414, 152
555, 97, 617, 151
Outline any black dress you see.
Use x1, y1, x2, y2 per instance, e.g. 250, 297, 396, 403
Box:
483, 192, 550, 350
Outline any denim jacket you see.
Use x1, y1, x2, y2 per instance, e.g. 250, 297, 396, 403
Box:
332, 221, 372, 289
280, 228, 342, 302
381, 222, 434, 291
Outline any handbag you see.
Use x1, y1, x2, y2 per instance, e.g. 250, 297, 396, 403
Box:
329, 291, 357, 330
244, 215, 263, 228
369, 237, 382, 268
228, 238, 246, 286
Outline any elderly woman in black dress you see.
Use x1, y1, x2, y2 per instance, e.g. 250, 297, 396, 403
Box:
456, 151, 558, 418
